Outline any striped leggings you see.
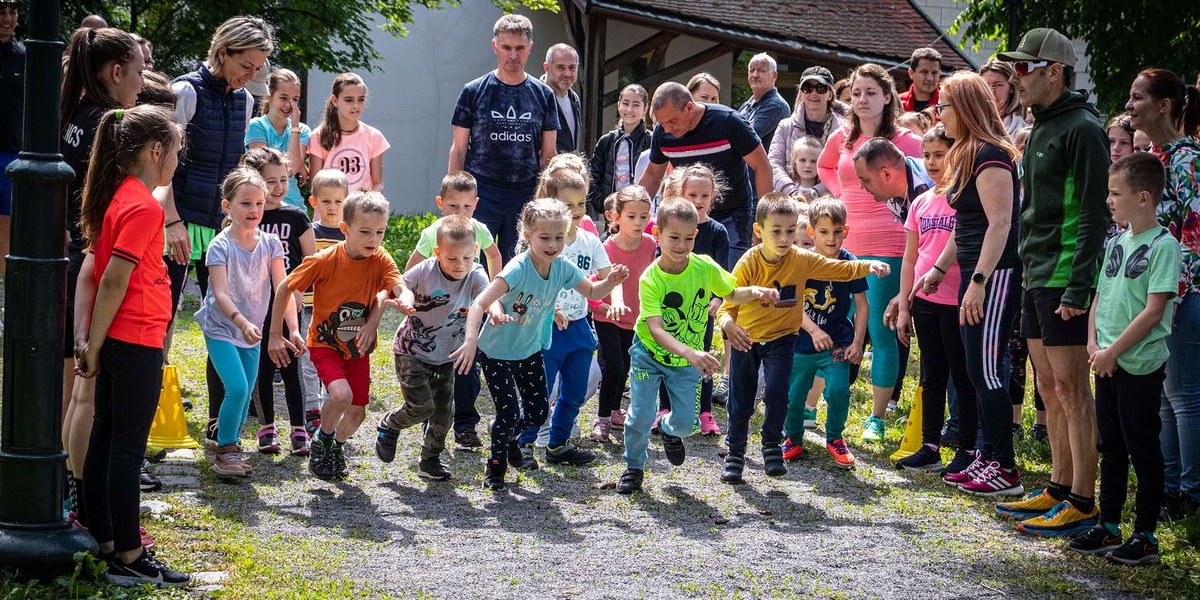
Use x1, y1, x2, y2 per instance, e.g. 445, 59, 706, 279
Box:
959, 266, 1021, 469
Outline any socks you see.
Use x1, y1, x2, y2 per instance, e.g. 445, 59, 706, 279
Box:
1066, 492, 1095, 514
1103, 522, 1120, 536
1047, 481, 1071, 501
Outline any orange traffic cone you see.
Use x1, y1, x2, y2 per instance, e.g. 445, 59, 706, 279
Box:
889, 386, 924, 462
146, 365, 198, 450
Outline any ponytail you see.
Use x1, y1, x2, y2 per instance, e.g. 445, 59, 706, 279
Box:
60, 27, 139, 136
318, 73, 365, 151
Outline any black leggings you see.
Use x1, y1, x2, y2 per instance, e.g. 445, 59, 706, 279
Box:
959, 267, 1021, 469
1008, 314, 1045, 410
659, 317, 714, 413
253, 299, 305, 428
166, 256, 209, 319
912, 297, 978, 449
595, 321, 634, 417
81, 339, 163, 552
479, 352, 549, 461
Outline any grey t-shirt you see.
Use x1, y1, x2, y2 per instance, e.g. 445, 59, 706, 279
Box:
195, 229, 285, 348
391, 257, 489, 365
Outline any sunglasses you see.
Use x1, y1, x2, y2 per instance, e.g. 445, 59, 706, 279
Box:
933, 103, 951, 116
801, 83, 830, 94
1013, 60, 1051, 76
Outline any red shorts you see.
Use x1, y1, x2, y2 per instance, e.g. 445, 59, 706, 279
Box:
308, 346, 371, 407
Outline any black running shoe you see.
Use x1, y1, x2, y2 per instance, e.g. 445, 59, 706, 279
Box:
516, 443, 538, 470
616, 468, 644, 495
1107, 532, 1160, 566
896, 446, 943, 471
139, 460, 162, 492
105, 549, 190, 587
662, 434, 685, 466
939, 448, 977, 477
546, 442, 596, 466
455, 429, 483, 449
374, 424, 399, 463
1068, 524, 1123, 555
332, 441, 349, 479
721, 454, 745, 485
308, 436, 336, 481
762, 445, 786, 477
1030, 423, 1048, 444
483, 458, 506, 490
417, 457, 452, 481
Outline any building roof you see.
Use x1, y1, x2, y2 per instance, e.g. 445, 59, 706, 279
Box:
579, 0, 975, 71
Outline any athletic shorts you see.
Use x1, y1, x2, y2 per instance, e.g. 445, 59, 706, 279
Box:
308, 346, 371, 407
1021, 287, 1090, 347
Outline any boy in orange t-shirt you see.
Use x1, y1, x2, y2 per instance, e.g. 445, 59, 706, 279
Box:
268, 190, 414, 481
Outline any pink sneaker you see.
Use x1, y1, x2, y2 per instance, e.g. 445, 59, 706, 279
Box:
651, 409, 669, 434
610, 409, 628, 431
942, 452, 985, 486
958, 461, 1024, 497
698, 412, 721, 435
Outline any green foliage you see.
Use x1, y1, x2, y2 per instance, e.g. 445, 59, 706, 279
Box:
384, 212, 438, 267
59, 0, 559, 77
0, 552, 188, 599
951, 0, 1200, 113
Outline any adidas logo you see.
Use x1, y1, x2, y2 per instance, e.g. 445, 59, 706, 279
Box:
490, 106, 533, 121
489, 105, 534, 143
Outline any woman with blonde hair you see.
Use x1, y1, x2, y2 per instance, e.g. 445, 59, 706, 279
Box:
979, 60, 1026, 139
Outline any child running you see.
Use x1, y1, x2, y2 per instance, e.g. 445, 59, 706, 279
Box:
375, 215, 489, 480
618, 199, 779, 495
407, 171, 502, 279
76, 104, 189, 586
720, 194, 889, 482
300, 169, 349, 435
267, 191, 414, 481
891, 125, 979, 474
1067, 153, 1179, 566
590, 185, 655, 442
452, 198, 628, 490
308, 73, 390, 192
195, 166, 288, 476
242, 147, 316, 455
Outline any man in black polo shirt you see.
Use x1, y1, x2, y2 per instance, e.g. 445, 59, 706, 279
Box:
0, 0, 23, 277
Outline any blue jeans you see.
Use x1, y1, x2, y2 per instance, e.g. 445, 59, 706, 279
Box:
623, 338, 699, 470
1162, 293, 1200, 502
726, 334, 795, 457
205, 336, 262, 447
519, 318, 596, 448
473, 175, 538, 263
787, 350, 851, 442
715, 208, 752, 267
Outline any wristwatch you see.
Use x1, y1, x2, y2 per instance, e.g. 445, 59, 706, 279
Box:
971, 272, 988, 285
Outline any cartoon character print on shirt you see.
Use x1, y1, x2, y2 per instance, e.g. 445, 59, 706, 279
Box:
511, 292, 533, 326
412, 290, 450, 313
399, 315, 442, 355
315, 302, 372, 360
655, 288, 709, 363
448, 306, 469, 339
556, 252, 593, 316
804, 282, 836, 326
327, 146, 368, 189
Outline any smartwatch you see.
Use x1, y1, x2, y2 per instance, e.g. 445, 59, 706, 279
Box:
971, 272, 988, 285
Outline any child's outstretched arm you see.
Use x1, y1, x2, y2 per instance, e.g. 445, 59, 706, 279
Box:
406, 249, 427, 271
77, 257, 135, 378
450, 276, 511, 374
646, 316, 720, 376
724, 285, 780, 305
1089, 290, 1172, 377
573, 264, 630, 301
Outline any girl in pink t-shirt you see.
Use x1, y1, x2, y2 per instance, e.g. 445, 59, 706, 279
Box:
589, 186, 656, 443
892, 124, 979, 472
309, 73, 390, 193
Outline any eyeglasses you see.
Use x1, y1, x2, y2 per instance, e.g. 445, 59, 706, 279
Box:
801, 83, 830, 94
1013, 60, 1051, 76
933, 103, 951, 116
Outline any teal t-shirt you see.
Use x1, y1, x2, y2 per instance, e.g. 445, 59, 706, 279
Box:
245, 115, 312, 208
1095, 226, 1181, 375
635, 253, 736, 367
414, 217, 497, 257
478, 252, 585, 360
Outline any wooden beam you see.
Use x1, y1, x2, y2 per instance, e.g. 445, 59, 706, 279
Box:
581, 14, 606, 150
600, 43, 735, 107
603, 31, 678, 75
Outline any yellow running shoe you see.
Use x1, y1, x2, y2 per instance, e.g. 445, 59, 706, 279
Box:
995, 488, 1059, 520
1016, 500, 1099, 538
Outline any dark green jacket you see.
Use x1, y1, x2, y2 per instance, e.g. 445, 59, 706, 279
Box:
1018, 91, 1112, 309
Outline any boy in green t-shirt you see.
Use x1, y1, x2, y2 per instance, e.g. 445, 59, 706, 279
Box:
617, 200, 778, 495
1068, 152, 1181, 566
406, 171, 502, 280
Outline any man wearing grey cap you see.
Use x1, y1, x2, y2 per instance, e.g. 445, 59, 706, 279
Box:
767, 66, 845, 194
993, 27, 1112, 538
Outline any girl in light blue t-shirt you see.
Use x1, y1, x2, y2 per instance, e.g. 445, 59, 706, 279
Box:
245, 68, 311, 208
451, 198, 629, 490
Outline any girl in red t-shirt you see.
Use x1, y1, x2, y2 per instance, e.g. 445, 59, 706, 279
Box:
75, 104, 190, 587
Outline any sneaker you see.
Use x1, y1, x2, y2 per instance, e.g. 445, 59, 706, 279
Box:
662, 434, 686, 466
616, 468, 644, 495
762, 445, 787, 477
1107, 532, 1160, 566
939, 427, 959, 448
721, 454, 745, 485
516, 443, 538, 470
257, 425, 281, 454
609, 409, 627, 431
588, 418, 612, 443
886, 400, 899, 413
331, 441, 349, 479
698, 412, 721, 436
454, 429, 483, 450
139, 527, 155, 549
941, 451, 983, 485
308, 436, 336, 481
712, 375, 730, 405
1161, 492, 1200, 521
211, 444, 250, 477
483, 458, 506, 490
204, 419, 218, 449
105, 549, 190, 587
140, 460, 162, 492
417, 457, 452, 481
1010, 423, 1025, 441
825, 438, 856, 469
290, 429, 310, 456
995, 488, 1059, 521
650, 409, 669, 434
1016, 500, 1098, 537
304, 410, 322, 437
958, 462, 1024, 497
1029, 423, 1048, 444
781, 438, 805, 461
374, 424, 400, 463
860, 415, 885, 443
895, 445, 941, 471
1067, 524, 1123, 555
803, 406, 818, 429
546, 441, 597, 466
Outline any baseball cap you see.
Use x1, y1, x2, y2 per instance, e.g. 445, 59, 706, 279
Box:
244, 58, 271, 97
799, 66, 834, 87
997, 28, 1076, 68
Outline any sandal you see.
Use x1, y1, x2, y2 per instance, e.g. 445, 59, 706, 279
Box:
290, 428, 310, 456
257, 424, 281, 454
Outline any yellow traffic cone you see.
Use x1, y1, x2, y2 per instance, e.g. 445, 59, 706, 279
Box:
146, 365, 199, 450
889, 386, 923, 461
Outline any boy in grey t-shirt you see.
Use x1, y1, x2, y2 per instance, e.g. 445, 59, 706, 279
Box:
375, 216, 488, 479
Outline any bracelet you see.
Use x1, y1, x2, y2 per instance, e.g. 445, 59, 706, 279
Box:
290, 128, 301, 133
165, 219, 183, 228
932, 264, 946, 275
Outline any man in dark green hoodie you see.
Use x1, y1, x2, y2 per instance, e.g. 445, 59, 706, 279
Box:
992, 28, 1112, 537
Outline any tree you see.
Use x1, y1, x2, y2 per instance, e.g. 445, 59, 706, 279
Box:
952, 0, 1200, 113
60, 0, 558, 76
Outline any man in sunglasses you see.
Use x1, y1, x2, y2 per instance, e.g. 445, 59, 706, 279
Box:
995, 27, 1113, 539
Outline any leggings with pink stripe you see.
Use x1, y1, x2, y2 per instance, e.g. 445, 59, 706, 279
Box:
959, 267, 1022, 470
